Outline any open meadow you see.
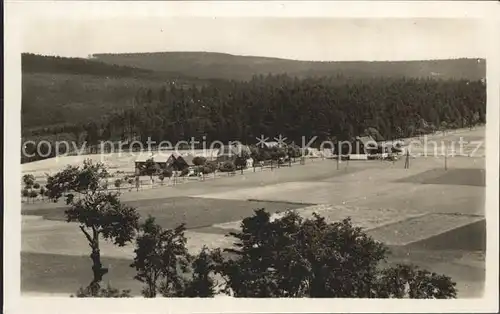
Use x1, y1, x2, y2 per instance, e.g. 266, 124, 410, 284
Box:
21, 127, 486, 297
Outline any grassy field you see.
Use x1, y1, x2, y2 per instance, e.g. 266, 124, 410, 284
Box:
23, 197, 306, 230
22, 252, 143, 295
22, 247, 485, 298
398, 168, 485, 187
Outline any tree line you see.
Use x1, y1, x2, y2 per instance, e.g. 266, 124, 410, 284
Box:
44, 160, 457, 298
22, 74, 485, 163
119, 74, 485, 144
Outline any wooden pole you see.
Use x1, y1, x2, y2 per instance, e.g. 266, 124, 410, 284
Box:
444, 146, 448, 171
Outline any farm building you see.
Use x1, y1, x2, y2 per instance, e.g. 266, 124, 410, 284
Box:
165, 149, 219, 161
134, 152, 198, 173
134, 153, 171, 173
354, 136, 378, 155
171, 153, 196, 171
376, 140, 404, 154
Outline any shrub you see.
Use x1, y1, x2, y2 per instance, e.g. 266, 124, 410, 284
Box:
205, 161, 218, 173
234, 156, 248, 170
270, 147, 287, 161
192, 156, 207, 166
287, 145, 302, 158
258, 149, 272, 161
22, 174, 35, 188
114, 179, 123, 189
249, 145, 260, 160
219, 161, 236, 173
144, 158, 157, 179
22, 188, 30, 198
193, 166, 203, 175
27, 190, 39, 202
162, 169, 173, 178
202, 166, 214, 174
180, 168, 190, 177
33, 182, 41, 189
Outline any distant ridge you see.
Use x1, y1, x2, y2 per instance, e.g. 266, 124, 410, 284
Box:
92, 51, 486, 81
22, 53, 203, 82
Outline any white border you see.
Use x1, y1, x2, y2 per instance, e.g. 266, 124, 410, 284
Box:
4, 1, 500, 313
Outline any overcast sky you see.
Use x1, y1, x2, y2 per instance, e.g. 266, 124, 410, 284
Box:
23, 18, 485, 61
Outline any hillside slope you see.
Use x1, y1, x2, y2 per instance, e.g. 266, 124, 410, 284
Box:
21, 54, 208, 130
92, 52, 486, 81
22, 53, 196, 81
22, 73, 168, 129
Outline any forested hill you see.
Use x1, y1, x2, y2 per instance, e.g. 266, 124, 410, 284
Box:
92, 52, 486, 81
22, 53, 202, 82
21, 54, 209, 130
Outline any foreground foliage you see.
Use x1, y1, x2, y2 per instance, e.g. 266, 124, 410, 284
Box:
72, 284, 132, 298
37, 161, 456, 299
46, 160, 140, 295
130, 217, 217, 297
216, 209, 457, 298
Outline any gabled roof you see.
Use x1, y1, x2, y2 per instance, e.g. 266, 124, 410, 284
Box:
356, 136, 376, 147
175, 154, 196, 166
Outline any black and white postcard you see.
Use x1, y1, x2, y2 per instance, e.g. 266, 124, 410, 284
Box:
3, 1, 499, 313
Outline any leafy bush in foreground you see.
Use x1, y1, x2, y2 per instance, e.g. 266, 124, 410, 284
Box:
219, 161, 236, 173
215, 209, 457, 298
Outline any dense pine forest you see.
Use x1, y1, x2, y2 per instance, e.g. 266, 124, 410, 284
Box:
102, 75, 486, 144
21, 54, 486, 163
